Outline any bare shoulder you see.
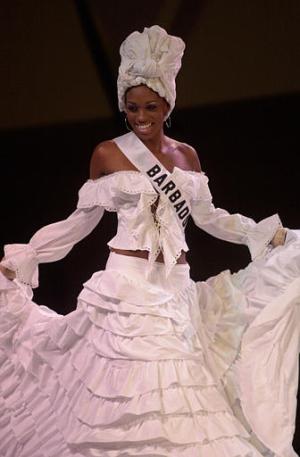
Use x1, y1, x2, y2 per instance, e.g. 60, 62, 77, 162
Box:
182, 142, 202, 172
167, 137, 202, 172
89, 140, 119, 179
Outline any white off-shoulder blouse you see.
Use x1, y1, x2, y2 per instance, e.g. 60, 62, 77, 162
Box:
1, 167, 281, 288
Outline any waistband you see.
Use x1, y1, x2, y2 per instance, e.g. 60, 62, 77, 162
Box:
106, 252, 189, 271
105, 252, 191, 292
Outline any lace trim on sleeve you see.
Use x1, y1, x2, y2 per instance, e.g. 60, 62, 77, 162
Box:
246, 214, 282, 260
1, 244, 38, 288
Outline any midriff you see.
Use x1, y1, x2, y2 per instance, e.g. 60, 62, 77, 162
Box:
110, 248, 187, 264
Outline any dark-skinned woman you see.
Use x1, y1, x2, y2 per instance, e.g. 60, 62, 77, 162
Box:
1, 26, 299, 457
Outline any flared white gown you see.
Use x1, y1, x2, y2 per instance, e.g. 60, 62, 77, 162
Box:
1, 150, 300, 456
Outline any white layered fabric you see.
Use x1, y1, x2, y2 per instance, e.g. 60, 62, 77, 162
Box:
1, 149, 300, 456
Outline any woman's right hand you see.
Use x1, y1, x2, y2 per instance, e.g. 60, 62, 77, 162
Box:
0, 261, 16, 280
271, 228, 287, 248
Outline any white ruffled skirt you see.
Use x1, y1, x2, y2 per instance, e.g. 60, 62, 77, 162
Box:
1, 232, 300, 457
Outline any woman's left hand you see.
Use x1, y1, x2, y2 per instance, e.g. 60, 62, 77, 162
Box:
271, 228, 287, 247
0, 257, 16, 280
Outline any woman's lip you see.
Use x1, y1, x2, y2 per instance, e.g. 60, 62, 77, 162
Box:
135, 123, 152, 129
135, 123, 153, 133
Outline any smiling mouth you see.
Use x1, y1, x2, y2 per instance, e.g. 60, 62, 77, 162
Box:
135, 123, 153, 132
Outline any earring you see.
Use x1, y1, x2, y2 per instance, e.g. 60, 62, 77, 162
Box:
124, 116, 132, 131
165, 116, 171, 128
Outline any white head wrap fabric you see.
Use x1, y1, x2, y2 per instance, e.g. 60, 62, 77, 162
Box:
117, 25, 185, 117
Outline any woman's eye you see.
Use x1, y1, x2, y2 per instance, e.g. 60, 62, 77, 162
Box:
127, 105, 137, 112
147, 104, 157, 111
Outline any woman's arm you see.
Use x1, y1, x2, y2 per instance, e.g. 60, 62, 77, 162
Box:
190, 150, 285, 257
0, 206, 104, 288
0, 144, 111, 286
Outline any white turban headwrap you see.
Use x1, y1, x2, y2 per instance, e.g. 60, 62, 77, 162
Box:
117, 25, 185, 117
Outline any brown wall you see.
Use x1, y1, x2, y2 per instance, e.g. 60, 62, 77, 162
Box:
1, 0, 299, 129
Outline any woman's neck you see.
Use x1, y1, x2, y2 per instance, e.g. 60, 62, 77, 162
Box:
140, 131, 165, 156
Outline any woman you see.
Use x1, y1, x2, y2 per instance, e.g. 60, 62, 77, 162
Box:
0, 26, 299, 457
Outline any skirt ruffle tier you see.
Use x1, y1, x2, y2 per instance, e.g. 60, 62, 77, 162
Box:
1, 231, 300, 457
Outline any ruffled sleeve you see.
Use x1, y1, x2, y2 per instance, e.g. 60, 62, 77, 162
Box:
1, 244, 39, 288
191, 173, 282, 259
1, 181, 106, 288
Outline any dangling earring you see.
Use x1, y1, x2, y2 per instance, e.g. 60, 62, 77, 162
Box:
124, 116, 132, 131
165, 116, 171, 128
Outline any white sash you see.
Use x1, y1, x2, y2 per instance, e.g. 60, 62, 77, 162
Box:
113, 132, 191, 227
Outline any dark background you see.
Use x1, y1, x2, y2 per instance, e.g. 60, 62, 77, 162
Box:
1, 0, 300, 451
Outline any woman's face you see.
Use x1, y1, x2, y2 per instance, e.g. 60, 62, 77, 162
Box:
124, 85, 169, 140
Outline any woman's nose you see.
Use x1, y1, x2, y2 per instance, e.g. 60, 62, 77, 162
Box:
136, 109, 147, 122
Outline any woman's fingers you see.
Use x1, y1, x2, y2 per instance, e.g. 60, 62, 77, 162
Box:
0, 264, 16, 280
271, 228, 287, 247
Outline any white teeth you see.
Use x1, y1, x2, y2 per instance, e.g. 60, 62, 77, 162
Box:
136, 123, 152, 130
